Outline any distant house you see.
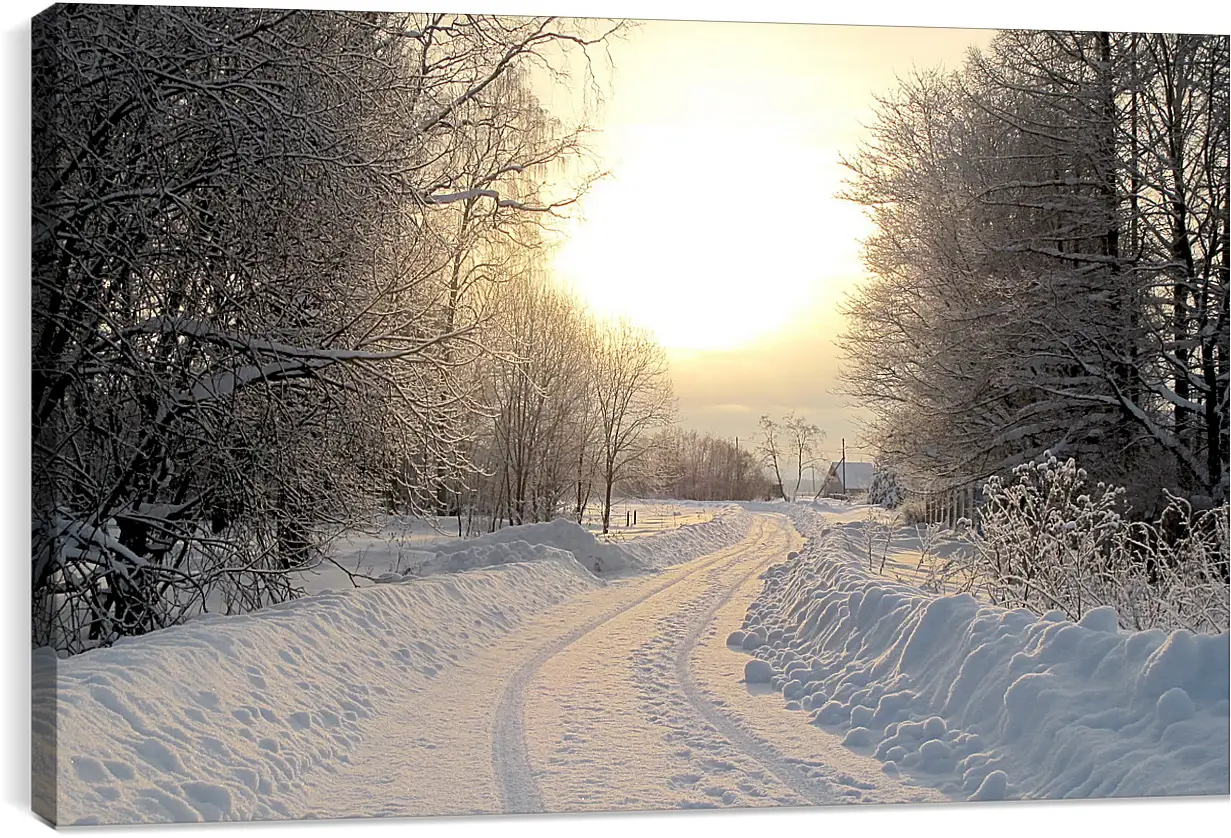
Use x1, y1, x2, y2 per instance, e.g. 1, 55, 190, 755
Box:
817, 460, 875, 497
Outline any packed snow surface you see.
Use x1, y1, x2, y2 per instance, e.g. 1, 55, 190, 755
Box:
735, 501, 1230, 800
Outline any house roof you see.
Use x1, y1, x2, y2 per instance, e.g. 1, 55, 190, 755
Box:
820, 460, 875, 491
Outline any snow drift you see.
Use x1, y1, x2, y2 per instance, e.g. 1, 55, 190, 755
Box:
38, 503, 756, 824
373, 505, 755, 581
732, 504, 1230, 800
399, 541, 591, 579
620, 504, 753, 570
39, 559, 601, 825
410, 517, 633, 576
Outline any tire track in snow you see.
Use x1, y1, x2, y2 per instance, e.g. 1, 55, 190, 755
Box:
492, 517, 774, 813
671, 531, 835, 806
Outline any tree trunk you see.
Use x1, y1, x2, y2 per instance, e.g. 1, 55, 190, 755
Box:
602, 471, 614, 535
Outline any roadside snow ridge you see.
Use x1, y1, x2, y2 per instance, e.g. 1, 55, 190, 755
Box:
732, 504, 1230, 800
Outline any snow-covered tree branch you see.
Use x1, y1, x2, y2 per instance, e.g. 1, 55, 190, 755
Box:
31, 6, 616, 654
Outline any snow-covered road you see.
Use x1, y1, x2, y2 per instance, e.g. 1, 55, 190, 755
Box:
278, 512, 942, 818
45, 504, 1225, 826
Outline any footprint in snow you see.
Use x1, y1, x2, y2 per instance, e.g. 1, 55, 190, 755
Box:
72, 756, 109, 782
134, 738, 182, 773
194, 691, 221, 710
104, 760, 134, 781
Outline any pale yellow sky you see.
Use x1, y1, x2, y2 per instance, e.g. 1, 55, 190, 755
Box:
541, 19, 996, 452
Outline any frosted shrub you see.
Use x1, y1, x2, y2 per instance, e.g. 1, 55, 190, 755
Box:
1127, 493, 1229, 633
967, 454, 1229, 633
969, 455, 1125, 618
914, 521, 979, 596
860, 507, 895, 571
898, 499, 929, 525
867, 462, 907, 509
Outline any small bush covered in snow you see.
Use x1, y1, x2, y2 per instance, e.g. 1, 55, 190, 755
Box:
866, 461, 906, 509
967, 454, 1229, 633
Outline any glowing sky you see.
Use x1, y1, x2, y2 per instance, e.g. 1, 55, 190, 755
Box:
547, 18, 995, 454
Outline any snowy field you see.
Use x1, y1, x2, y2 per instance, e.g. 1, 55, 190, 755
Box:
736, 500, 1230, 800
36, 500, 1229, 826
579, 498, 718, 540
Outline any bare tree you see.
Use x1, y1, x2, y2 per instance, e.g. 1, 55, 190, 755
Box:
480, 270, 597, 525
757, 415, 789, 501
838, 31, 1228, 511
786, 413, 824, 501
651, 429, 770, 500
591, 319, 676, 534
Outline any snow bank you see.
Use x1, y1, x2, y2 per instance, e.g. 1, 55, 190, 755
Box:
375, 505, 755, 581
734, 504, 1230, 800
621, 504, 754, 571
42, 504, 760, 824
424, 517, 634, 575
409, 541, 592, 578
43, 560, 600, 825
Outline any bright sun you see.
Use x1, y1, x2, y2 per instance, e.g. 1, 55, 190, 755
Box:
552, 127, 845, 352
543, 19, 992, 355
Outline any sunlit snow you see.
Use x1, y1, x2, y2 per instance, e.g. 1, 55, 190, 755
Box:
37, 503, 1229, 825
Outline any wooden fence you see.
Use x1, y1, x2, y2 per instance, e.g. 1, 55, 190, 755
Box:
911, 483, 982, 530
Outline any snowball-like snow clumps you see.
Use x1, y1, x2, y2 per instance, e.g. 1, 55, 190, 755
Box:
734, 502, 1229, 801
